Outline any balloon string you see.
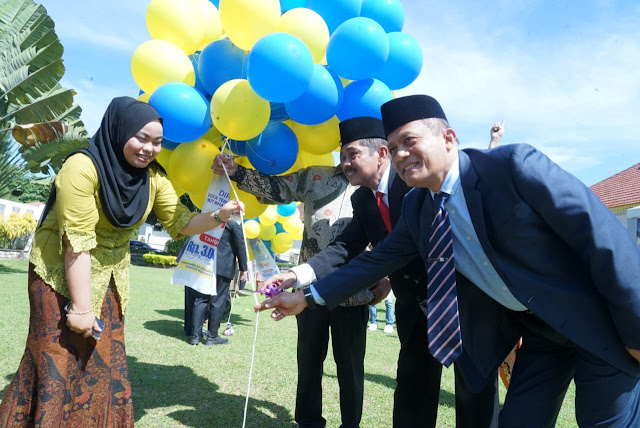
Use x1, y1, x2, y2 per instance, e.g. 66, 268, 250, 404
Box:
219, 137, 261, 428
244, 139, 277, 167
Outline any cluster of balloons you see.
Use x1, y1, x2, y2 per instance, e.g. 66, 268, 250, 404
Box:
131, 0, 423, 254
243, 202, 303, 255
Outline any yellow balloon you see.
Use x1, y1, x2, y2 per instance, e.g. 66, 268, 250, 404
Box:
247, 244, 255, 260
146, 0, 204, 54
211, 79, 270, 141
131, 40, 195, 94
137, 92, 151, 103
231, 184, 267, 218
277, 214, 293, 224
219, 0, 280, 50
272, 232, 294, 254
190, 191, 206, 209
287, 117, 340, 155
301, 151, 336, 168
283, 216, 304, 239
258, 205, 278, 226
259, 223, 277, 241
202, 126, 223, 148
277, 8, 330, 63
168, 139, 220, 195
168, 173, 187, 196
244, 219, 261, 239
196, 0, 223, 49
235, 155, 254, 169
155, 147, 173, 170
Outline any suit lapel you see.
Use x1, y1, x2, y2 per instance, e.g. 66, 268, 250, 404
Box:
388, 167, 410, 227
458, 151, 501, 271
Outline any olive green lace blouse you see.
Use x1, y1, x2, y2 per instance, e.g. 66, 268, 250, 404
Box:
29, 153, 196, 314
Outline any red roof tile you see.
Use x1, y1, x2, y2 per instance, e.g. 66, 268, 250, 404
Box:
589, 163, 640, 208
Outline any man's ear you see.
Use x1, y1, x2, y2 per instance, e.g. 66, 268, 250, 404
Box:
444, 128, 457, 148
377, 145, 389, 160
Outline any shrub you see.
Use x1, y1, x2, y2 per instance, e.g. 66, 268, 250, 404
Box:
143, 253, 177, 267
0, 212, 36, 249
164, 236, 189, 256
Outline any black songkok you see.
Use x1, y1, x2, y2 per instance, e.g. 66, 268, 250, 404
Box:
381, 95, 447, 137
339, 116, 386, 146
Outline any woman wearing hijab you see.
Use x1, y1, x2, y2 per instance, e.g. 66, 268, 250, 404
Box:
0, 97, 243, 426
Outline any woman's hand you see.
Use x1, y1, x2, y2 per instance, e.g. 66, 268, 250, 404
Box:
218, 199, 245, 222
66, 311, 97, 338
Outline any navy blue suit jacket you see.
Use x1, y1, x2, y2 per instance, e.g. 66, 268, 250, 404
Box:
313, 144, 640, 392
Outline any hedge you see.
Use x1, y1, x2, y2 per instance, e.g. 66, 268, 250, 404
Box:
143, 253, 178, 266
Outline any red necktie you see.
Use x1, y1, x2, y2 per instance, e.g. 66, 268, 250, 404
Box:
376, 191, 392, 233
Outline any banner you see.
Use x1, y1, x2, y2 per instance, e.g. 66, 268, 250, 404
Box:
246, 237, 280, 281
171, 175, 230, 295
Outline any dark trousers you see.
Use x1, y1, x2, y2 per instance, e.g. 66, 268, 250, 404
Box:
394, 299, 499, 428
500, 312, 640, 427
184, 276, 232, 338
295, 304, 368, 428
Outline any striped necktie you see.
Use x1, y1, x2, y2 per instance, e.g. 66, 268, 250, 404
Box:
426, 192, 462, 367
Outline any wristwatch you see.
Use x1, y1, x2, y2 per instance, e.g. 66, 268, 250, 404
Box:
303, 287, 317, 310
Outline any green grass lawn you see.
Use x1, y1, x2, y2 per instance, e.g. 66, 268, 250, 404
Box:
0, 259, 577, 427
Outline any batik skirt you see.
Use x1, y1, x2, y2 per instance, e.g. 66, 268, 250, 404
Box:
0, 265, 133, 427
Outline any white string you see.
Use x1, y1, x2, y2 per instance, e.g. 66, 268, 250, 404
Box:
218, 139, 261, 428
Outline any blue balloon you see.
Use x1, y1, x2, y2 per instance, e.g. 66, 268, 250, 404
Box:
149, 83, 212, 142
337, 78, 393, 121
208, 0, 219, 8
189, 52, 209, 96
280, 0, 305, 13
285, 65, 344, 125
198, 38, 246, 96
270, 102, 290, 123
327, 17, 389, 81
161, 139, 180, 150
277, 201, 298, 217
360, 0, 405, 32
246, 122, 299, 175
247, 33, 314, 103
307, 0, 362, 34
374, 32, 423, 90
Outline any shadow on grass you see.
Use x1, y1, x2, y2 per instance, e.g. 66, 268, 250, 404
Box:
145, 313, 252, 341
156, 309, 252, 327
0, 263, 28, 274
1, 373, 15, 398
324, 371, 456, 410
129, 356, 294, 427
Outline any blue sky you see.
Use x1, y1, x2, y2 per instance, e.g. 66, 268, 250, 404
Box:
41, 0, 640, 186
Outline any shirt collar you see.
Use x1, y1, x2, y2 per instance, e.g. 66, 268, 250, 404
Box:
371, 163, 391, 196
429, 152, 460, 199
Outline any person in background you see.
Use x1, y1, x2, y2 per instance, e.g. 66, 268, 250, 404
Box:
0, 97, 243, 426
185, 218, 247, 346
369, 290, 395, 333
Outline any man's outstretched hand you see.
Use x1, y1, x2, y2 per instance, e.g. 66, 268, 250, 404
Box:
255, 289, 307, 321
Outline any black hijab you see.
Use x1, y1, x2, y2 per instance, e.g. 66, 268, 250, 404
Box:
39, 97, 163, 229
80, 96, 162, 227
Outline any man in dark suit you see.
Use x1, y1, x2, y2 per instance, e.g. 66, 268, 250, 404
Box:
272, 117, 498, 427
186, 219, 247, 346
257, 95, 640, 426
